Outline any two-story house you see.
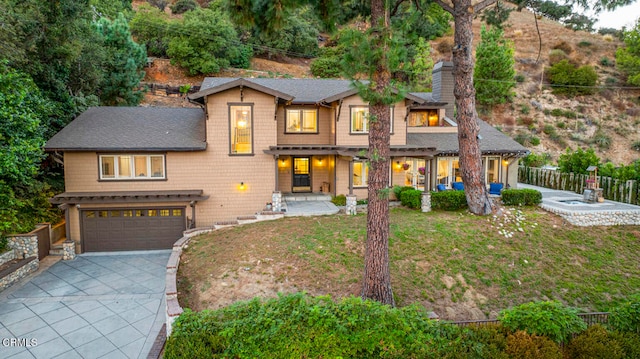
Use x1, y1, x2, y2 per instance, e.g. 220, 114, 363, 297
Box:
45, 62, 527, 253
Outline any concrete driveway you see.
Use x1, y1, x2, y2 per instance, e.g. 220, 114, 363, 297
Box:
0, 251, 171, 359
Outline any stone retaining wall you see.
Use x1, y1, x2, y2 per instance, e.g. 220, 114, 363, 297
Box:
0, 257, 38, 292
0, 250, 15, 266
540, 205, 640, 226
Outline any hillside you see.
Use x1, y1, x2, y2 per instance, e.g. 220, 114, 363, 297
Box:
141, 5, 640, 165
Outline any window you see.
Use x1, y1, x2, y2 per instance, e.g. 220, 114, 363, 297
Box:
436, 157, 461, 187
286, 109, 317, 133
408, 110, 439, 127
485, 157, 501, 184
99, 155, 165, 180
351, 106, 369, 133
351, 106, 394, 133
353, 160, 368, 187
230, 105, 252, 154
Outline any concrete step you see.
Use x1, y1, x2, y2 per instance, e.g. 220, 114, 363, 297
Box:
284, 193, 332, 202
49, 248, 64, 256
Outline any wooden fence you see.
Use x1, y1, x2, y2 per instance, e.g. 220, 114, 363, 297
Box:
451, 312, 609, 328
518, 166, 639, 206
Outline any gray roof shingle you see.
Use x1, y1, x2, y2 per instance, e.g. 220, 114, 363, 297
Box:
195, 78, 436, 105
407, 120, 529, 156
45, 107, 206, 151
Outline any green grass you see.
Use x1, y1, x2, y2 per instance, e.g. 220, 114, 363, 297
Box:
178, 207, 640, 318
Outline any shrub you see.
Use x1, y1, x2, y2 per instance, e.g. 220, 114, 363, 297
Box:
547, 60, 598, 96
566, 325, 625, 359
505, 331, 562, 359
592, 130, 612, 149
310, 57, 341, 78
558, 147, 599, 174
392, 185, 415, 201
431, 190, 467, 211
164, 293, 458, 358
498, 301, 587, 343
170, 0, 198, 14
613, 331, 640, 358
530, 136, 541, 146
577, 40, 592, 47
515, 73, 526, 83
609, 294, 640, 334
520, 104, 530, 114
553, 41, 573, 54
632, 141, 640, 151
520, 153, 550, 167
331, 194, 346, 206
400, 189, 422, 209
130, 4, 171, 57
548, 49, 568, 65
600, 57, 613, 67
500, 189, 542, 206
542, 124, 556, 135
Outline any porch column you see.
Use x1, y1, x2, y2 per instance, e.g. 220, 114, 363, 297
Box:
274, 155, 279, 191
346, 194, 357, 215
272, 191, 282, 212
421, 191, 431, 213
348, 159, 353, 195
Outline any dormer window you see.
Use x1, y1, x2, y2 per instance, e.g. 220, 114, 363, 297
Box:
409, 110, 439, 127
286, 108, 318, 133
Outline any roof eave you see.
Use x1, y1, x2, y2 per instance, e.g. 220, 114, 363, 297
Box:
189, 78, 295, 102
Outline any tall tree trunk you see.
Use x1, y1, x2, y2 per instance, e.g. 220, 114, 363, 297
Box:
451, 0, 494, 215
361, 0, 395, 306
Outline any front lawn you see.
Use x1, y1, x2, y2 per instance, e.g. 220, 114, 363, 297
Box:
177, 207, 640, 320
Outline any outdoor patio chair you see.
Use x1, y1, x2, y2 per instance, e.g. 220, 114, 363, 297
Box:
436, 184, 447, 192
452, 182, 464, 191
489, 182, 503, 195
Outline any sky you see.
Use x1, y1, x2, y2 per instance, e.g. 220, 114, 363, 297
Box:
592, 3, 639, 30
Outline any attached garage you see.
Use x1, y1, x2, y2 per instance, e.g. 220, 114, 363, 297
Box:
81, 207, 186, 252
50, 190, 209, 253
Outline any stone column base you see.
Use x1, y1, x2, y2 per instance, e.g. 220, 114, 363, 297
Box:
421, 191, 431, 212
62, 239, 76, 260
346, 195, 357, 215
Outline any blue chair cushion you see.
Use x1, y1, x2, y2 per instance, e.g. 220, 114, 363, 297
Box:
452, 182, 464, 191
436, 184, 447, 192
489, 182, 503, 195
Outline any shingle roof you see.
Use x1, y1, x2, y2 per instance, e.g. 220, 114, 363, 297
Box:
193, 78, 436, 105
45, 107, 206, 152
407, 120, 529, 156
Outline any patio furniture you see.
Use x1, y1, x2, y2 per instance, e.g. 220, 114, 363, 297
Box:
437, 184, 447, 192
489, 182, 503, 195
452, 182, 464, 191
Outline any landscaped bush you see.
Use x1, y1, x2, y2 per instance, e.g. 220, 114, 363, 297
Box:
608, 294, 640, 334
505, 330, 562, 359
399, 189, 422, 209
0, 237, 8, 253
392, 185, 415, 201
500, 189, 542, 206
431, 190, 467, 211
164, 293, 466, 359
331, 194, 346, 206
498, 301, 587, 343
565, 325, 625, 359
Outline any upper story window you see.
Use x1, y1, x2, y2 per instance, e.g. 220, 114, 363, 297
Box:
350, 106, 394, 134
286, 108, 318, 133
230, 104, 253, 154
99, 155, 165, 180
409, 109, 439, 127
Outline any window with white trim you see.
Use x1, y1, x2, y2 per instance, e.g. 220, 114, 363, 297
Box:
350, 106, 394, 133
230, 105, 253, 154
352, 160, 368, 187
99, 155, 165, 180
286, 108, 318, 133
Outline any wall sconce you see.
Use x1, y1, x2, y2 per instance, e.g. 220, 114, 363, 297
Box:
395, 160, 401, 168
239, 181, 246, 190
502, 160, 509, 166
317, 158, 323, 165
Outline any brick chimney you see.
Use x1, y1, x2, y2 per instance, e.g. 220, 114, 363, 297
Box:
432, 61, 455, 120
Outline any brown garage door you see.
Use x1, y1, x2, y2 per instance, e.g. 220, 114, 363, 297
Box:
81, 208, 186, 252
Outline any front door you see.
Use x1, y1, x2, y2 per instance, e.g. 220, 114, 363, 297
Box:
292, 157, 311, 192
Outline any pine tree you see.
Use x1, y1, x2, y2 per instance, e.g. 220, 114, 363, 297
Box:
474, 25, 516, 107
95, 13, 147, 106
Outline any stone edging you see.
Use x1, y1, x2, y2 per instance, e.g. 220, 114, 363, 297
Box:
164, 212, 285, 336
539, 204, 640, 226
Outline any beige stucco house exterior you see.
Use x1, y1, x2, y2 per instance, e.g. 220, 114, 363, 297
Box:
45, 62, 528, 253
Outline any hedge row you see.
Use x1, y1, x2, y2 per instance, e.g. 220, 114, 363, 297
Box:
164, 294, 640, 359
